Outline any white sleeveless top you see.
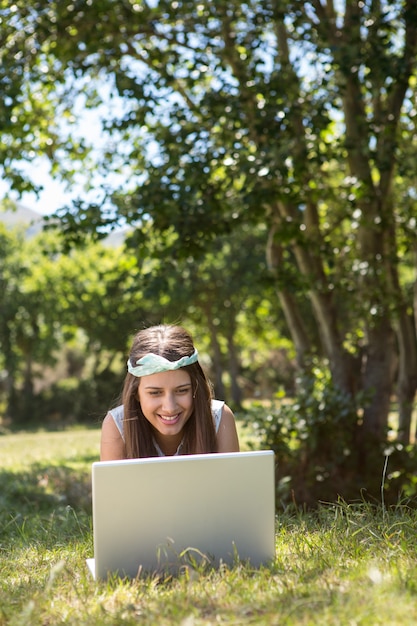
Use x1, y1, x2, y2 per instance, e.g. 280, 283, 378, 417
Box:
109, 399, 224, 457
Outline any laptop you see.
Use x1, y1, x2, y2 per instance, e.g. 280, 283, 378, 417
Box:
87, 450, 275, 579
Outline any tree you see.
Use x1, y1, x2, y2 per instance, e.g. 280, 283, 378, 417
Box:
0, 224, 64, 422
133, 221, 283, 407
2, 1, 417, 448
0, 221, 158, 423
0, 0, 91, 197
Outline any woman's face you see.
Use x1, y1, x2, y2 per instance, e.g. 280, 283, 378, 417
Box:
137, 369, 193, 447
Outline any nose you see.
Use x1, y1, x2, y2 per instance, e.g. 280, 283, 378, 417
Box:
161, 393, 177, 412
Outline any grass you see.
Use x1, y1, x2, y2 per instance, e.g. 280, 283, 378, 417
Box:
1, 428, 417, 625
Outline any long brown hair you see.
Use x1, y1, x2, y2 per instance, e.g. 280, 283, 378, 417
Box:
122, 325, 217, 458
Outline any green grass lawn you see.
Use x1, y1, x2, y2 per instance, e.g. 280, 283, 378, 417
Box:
1, 427, 417, 625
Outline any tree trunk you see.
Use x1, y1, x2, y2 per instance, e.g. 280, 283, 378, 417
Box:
393, 295, 417, 444
266, 226, 311, 368
226, 329, 243, 409
382, 209, 417, 443
413, 257, 417, 443
206, 315, 226, 400
308, 289, 359, 395
361, 318, 397, 439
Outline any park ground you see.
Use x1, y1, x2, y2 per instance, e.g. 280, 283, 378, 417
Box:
1, 427, 417, 625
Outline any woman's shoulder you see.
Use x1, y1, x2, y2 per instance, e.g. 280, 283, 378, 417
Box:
211, 398, 225, 433
108, 404, 124, 438
211, 398, 225, 412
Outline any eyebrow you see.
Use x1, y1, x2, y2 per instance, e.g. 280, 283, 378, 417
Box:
143, 383, 192, 390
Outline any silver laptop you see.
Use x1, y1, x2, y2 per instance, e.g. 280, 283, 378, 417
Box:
87, 450, 275, 579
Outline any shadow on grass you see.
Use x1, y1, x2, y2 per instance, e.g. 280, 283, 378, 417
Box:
0, 457, 95, 552
0, 455, 96, 517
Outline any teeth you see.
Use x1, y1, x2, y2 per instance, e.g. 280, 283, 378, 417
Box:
160, 415, 178, 421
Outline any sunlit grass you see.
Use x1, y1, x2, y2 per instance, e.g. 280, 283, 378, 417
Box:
1, 428, 417, 625
0, 428, 100, 470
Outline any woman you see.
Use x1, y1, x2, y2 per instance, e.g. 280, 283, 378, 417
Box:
100, 324, 240, 460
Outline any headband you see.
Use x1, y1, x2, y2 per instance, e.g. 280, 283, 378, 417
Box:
127, 349, 199, 378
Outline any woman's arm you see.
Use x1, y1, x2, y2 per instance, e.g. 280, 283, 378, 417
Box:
100, 413, 126, 461
216, 404, 240, 453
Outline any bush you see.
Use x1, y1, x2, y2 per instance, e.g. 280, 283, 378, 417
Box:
7, 369, 122, 428
244, 366, 417, 508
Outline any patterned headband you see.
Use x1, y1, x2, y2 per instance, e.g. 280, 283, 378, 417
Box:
127, 349, 199, 377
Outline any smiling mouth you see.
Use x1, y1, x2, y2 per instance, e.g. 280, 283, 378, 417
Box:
158, 414, 180, 422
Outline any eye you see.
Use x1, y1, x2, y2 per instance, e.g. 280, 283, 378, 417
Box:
148, 390, 162, 396
177, 387, 191, 395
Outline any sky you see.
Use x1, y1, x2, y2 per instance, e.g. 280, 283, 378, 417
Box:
0, 165, 73, 216
0, 82, 112, 217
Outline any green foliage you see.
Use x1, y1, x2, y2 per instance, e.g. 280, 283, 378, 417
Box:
1, 213, 287, 425
21, 370, 122, 427
246, 364, 361, 446
1, 0, 414, 440
382, 443, 417, 501
0, 224, 144, 424
245, 364, 417, 507
2, 0, 417, 492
